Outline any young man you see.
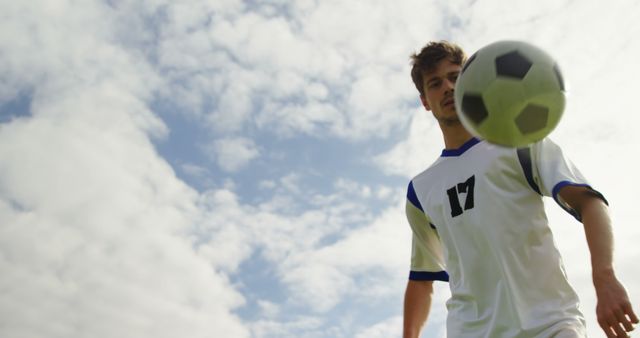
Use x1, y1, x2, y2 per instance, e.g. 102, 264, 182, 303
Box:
403, 41, 638, 338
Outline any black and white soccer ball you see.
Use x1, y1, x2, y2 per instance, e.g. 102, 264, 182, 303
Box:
454, 40, 566, 147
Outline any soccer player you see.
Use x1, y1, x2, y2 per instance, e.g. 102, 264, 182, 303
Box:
402, 41, 638, 338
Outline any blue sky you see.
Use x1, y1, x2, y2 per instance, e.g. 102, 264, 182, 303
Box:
1, 1, 639, 337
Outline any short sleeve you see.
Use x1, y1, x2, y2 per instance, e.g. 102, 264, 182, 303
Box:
406, 181, 449, 281
531, 138, 607, 221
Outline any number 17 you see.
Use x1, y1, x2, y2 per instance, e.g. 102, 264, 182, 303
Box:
446, 175, 475, 217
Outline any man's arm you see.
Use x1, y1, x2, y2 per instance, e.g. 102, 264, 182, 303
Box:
403, 279, 433, 338
560, 186, 638, 338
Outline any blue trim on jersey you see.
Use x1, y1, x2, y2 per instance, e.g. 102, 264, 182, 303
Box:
409, 270, 449, 282
407, 181, 424, 212
552, 181, 608, 222
441, 137, 481, 157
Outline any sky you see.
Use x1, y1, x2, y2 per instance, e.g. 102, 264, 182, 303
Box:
0, 0, 639, 337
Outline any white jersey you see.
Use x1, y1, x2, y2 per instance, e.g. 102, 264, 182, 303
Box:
406, 137, 605, 337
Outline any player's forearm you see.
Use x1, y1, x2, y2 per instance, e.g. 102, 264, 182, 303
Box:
579, 196, 639, 336
580, 198, 616, 281
403, 280, 433, 338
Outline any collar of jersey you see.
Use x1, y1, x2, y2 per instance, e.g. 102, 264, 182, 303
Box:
441, 137, 481, 157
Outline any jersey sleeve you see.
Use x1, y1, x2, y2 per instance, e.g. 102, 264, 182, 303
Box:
406, 181, 449, 282
530, 138, 608, 221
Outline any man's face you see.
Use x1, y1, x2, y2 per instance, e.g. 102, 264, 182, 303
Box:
420, 59, 462, 124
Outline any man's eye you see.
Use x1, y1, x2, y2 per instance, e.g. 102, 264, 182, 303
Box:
429, 81, 440, 88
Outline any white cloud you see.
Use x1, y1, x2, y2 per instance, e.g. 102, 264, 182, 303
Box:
193, 189, 255, 273
257, 299, 281, 319
279, 173, 302, 195
0, 112, 249, 338
335, 178, 373, 199
375, 109, 443, 178
282, 264, 355, 313
210, 137, 259, 172
189, 174, 408, 321
259, 179, 277, 190
149, 0, 447, 140
277, 196, 409, 313
0, 1, 249, 337
250, 316, 324, 338
256, 100, 345, 137
181, 163, 210, 179
355, 316, 403, 338
209, 79, 255, 132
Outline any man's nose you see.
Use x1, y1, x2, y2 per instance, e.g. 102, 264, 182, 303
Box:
444, 78, 455, 93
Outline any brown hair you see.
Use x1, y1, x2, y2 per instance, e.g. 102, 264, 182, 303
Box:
410, 41, 466, 97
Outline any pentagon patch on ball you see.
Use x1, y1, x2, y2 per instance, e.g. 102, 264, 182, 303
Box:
454, 40, 566, 147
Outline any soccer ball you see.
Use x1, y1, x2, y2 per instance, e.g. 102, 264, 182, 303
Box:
454, 40, 566, 147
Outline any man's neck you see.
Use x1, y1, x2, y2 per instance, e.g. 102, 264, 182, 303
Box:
440, 122, 474, 150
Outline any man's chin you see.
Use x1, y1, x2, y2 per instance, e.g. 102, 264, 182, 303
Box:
437, 114, 461, 126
